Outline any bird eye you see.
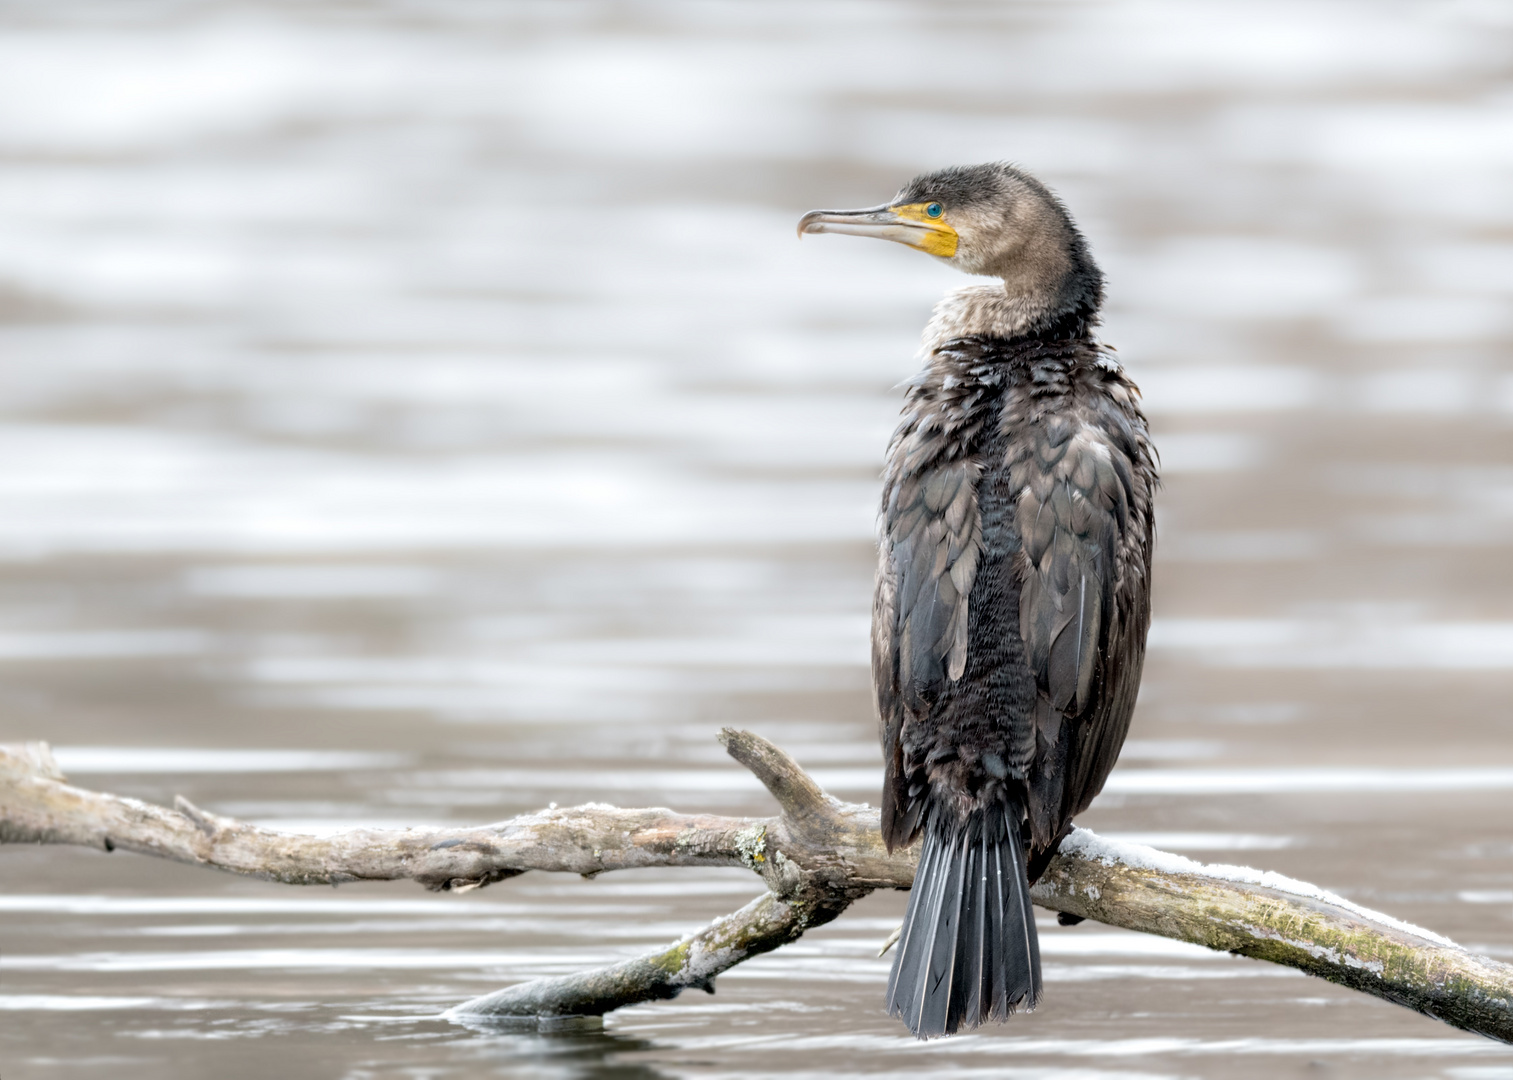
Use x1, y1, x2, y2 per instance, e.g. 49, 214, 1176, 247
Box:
926, 203, 943, 218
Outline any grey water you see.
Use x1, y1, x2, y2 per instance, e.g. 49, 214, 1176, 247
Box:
1, 2, 1512, 1077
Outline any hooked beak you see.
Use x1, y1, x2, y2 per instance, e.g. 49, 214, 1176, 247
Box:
796, 202, 958, 258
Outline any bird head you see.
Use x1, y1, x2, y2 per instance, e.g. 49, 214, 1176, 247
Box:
798, 162, 1102, 323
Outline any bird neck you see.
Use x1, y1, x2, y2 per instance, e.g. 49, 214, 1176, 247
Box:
920, 281, 1098, 355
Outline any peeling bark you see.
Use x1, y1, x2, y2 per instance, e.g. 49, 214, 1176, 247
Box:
2, 733, 1510, 1042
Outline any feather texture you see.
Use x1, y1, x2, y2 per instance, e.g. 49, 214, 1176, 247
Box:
874, 330, 1155, 860
860, 164, 1156, 1037
887, 802, 1041, 1038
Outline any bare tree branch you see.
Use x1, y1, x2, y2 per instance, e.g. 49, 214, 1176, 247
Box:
1033, 830, 1513, 1042
2, 734, 1511, 1042
448, 890, 818, 1021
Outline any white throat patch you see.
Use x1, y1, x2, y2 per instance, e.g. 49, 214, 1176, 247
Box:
919, 284, 1057, 355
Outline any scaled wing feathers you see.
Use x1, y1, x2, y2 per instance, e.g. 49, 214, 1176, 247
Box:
892, 459, 982, 697
1011, 383, 1155, 850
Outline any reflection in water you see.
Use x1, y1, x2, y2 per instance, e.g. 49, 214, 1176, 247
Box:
424, 1021, 675, 1080
0, 2, 1510, 1079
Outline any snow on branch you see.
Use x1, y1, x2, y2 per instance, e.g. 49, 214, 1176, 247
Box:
1, 733, 1510, 1042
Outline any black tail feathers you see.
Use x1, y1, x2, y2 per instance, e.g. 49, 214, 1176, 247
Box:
886, 801, 1041, 1039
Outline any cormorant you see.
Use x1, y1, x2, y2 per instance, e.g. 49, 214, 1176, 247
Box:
799, 164, 1157, 1038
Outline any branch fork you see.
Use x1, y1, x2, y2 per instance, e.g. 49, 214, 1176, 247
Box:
2, 732, 1510, 1042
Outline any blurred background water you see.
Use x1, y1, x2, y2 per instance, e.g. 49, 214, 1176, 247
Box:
1, 2, 1512, 1077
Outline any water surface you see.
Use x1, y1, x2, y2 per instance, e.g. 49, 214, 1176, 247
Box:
2, 2, 1512, 1077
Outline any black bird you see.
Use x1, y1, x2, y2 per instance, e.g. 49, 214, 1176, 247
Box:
799, 164, 1157, 1038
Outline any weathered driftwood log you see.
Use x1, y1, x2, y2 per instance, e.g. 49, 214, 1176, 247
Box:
2, 732, 1510, 1042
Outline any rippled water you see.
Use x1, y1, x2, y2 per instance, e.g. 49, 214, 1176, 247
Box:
2, 2, 1512, 1077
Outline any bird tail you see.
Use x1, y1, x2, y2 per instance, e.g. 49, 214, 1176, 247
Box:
886, 800, 1041, 1039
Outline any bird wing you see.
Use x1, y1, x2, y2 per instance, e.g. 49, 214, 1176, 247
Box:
1013, 381, 1155, 850
874, 453, 982, 851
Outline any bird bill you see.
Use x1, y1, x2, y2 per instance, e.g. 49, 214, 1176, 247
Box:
797, 203, 959, 258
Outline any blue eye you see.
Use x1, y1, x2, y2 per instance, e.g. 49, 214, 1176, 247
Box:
925, 202, 943, 218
